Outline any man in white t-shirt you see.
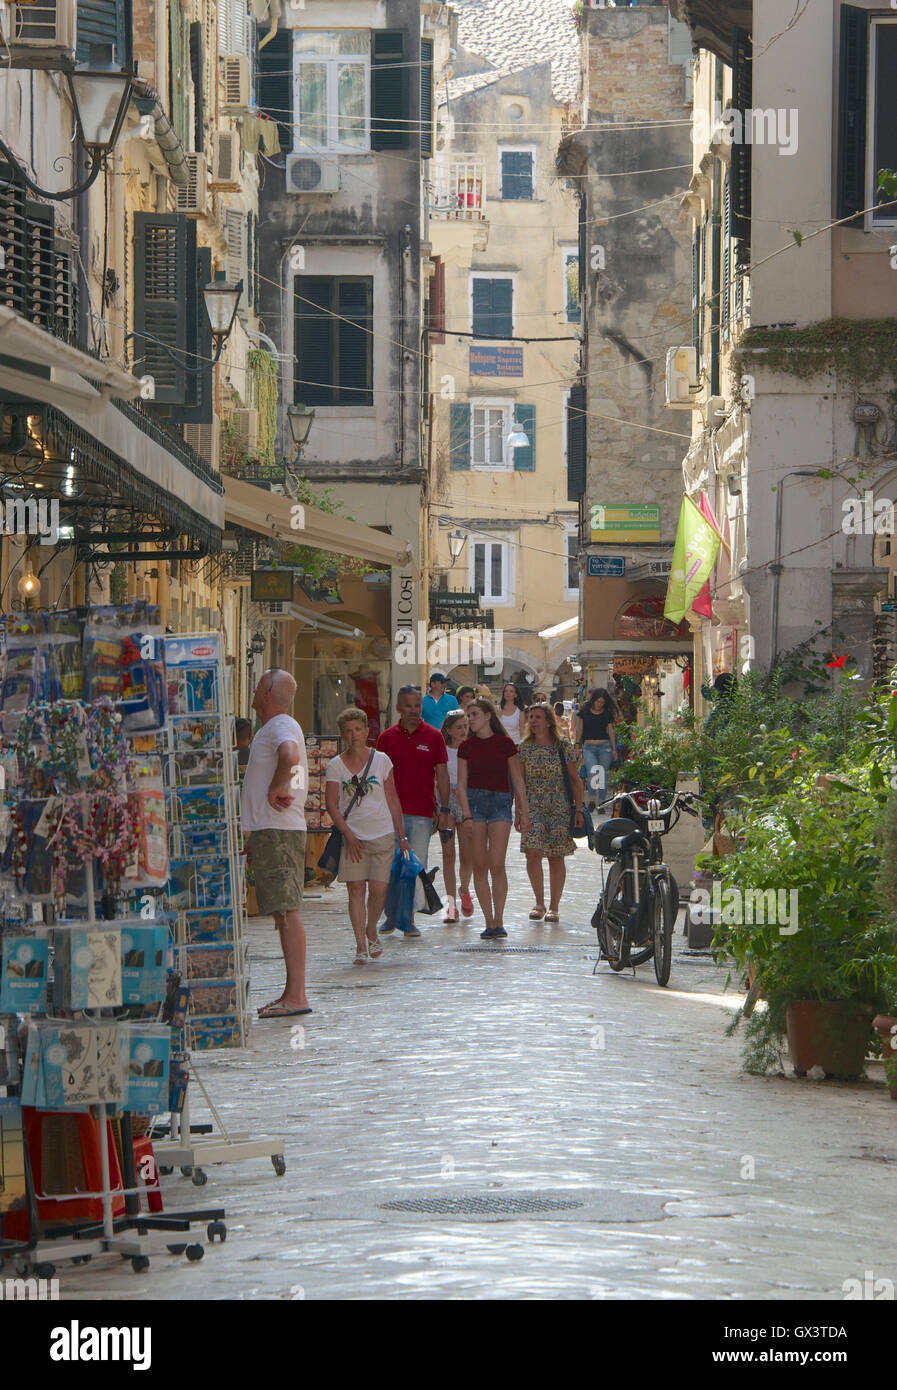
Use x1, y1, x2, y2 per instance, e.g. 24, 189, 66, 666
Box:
241, 668, 311, 1019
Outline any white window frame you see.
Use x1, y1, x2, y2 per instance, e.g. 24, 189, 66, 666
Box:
293, 30, 371, 154
867, 17, 897, 227
498, 145, 537, 200
469, 271, 516, 338
561, 246, 580, 323
469, 531, 515, 608
470, 398, 514, 472
562, 519, 579, 602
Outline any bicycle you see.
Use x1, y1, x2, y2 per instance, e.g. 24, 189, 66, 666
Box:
590, 788, 700, 987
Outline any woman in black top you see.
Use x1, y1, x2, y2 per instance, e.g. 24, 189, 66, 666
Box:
574, 688, 619, 809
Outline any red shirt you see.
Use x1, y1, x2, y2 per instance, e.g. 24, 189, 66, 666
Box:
377, 720, 448, 817
458, 733, 518, 792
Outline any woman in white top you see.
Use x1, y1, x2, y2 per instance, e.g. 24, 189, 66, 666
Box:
324, 706, 407, 965
439, 709, 473, 923
498, 681, 525, 745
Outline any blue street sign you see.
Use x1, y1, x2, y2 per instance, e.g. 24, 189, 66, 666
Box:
587, 556, 626, 578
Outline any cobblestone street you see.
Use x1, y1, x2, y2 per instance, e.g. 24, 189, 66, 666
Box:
58, 834, 897, 1302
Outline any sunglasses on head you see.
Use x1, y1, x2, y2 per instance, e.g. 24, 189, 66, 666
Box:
398, 685, 421, 695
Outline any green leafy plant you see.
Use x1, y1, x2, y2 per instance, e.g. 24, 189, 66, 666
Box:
736, 317, 897, 391
248, 347, 278, 467
283, 475, 373, 585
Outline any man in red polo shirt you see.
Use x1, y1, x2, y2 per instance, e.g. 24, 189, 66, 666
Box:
378, 685, 451, 937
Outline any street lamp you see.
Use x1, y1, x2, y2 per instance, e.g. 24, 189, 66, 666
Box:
287, 405, 316, 449
506, 415, 529, 450
0, 59, 133, 201
448, 529, 467, 562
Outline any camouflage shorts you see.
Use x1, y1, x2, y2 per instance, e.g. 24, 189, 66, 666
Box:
250, 829, 307, 917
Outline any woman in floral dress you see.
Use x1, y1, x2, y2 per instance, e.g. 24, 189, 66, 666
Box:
517, 703, 584, 923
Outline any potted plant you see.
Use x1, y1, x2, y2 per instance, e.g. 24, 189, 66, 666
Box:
707, 766, 897, 1078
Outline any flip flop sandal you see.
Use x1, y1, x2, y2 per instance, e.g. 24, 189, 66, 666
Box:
529, 906, 547, 920
258, 1003, 313, 1018
544, 911, 560, 923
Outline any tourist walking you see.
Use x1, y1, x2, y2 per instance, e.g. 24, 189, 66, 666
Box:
456, 698, 530, 940
422, 672, 457, 729
574, 688, 619, 809
498, 681, 525, 745
518, 703, 584, 923
324, 707, 409, 964
377, 685, 451, 937
241, 669, 311, 1019
439, 709, 474, 922
455, 686, 475, 713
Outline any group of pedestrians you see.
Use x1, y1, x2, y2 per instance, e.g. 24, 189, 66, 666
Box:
239, 667, 623, 1012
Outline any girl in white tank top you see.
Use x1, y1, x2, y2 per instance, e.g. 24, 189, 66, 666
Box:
498, 682, 524, 745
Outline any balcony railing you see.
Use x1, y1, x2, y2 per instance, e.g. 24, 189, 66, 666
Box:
431, 158, 486, 220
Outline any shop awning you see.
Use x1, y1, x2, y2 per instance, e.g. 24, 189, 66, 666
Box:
223, 473, 412, 568
0, 306, 141, 413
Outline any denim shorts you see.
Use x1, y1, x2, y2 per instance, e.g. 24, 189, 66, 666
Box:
467, 788, 513, 823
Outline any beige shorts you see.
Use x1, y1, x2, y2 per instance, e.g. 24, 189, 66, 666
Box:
339, 831, 396, 884
250, 829, 307, 916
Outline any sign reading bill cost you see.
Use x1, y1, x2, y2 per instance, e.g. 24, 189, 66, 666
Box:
590, 505, 661, 544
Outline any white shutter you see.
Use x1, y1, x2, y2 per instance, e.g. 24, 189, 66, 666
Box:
217, 0, 231, 54
225, 208, 248, 314
230, 0, 247, 57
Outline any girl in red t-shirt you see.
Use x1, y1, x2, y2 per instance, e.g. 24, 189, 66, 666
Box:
457, 699, 530, 940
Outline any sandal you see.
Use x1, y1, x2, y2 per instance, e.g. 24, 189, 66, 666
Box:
529, 905, 546, 920
367, 935, 383, 959
443, 902, 459, 923
544, 910, 560, 923
353, 947, 367, 965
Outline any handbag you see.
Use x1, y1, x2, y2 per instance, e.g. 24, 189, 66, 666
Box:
316, 749, 375, 876
417, 864, 443, 915
558, 743, 594, 848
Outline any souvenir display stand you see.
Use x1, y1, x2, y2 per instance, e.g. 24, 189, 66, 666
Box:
149, 635, 285, 1182
0, 604, 227, 1276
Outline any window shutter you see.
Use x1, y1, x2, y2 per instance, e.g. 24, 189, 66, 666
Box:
722, 176, 730, 341
472, 277, 491, 338
513, 404, 535, 472
691, 228, 699, 351
169, 1, 191, 151
420, 38, 434, 158
77, 0, 132, 68
699, 213, 707, 356
730, 27, 752, 249
224, 208, 247, 291
501, 152, 533, 200
55, 243, 77, 339
190, 21, 204, 153
0, 168, 27, 316
230, 0, 247, 55
337, 279, 373, 406
295, 276, 335, 406
566, 383, 586, 502
450, 402, 471, 470
258, 26, 293, 153
217, 0, 230, 53
837, 5, 869, 226
371, 30, 410, 151
473, 278, 512, 338
25, 202, 55, 330
428, 256, 445, 344
175, 246, 213, 424
133, 212, 194, 404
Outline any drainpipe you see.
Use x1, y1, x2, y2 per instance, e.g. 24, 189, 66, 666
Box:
131, 79, 189, 187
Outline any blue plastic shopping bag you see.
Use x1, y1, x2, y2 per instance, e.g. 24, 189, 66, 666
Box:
383, 849, 425, 933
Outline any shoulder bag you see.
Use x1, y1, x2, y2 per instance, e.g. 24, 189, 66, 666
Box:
557, 741, 594, 848
317, 749, 375, 877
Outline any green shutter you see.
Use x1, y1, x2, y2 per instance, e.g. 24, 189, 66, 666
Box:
190, 21, 204, 154
337, 279, 373, 406
420, 38, 434, 158
258, 26, 293, 154
175, 246, 213, 424
133, 212, 194, 404
77, 0, 132, 67
450, 402, 471, 470
501, 152, 533, 200
473, 277, 513, 338
371, 30, 410, 151
25, 202, 55, 330
731, 28, 752, 249
0, 164, 27, 317
691, 229, 700, 351
837, 5, 869, 226
295, 276, 335, 406
722, 176, 730, 341
513, 404, 535, 472
169, 1, 191, 151
566, 383, 586, 502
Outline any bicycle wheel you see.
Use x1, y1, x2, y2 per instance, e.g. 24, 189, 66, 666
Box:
599, 861, 629, 972
652, 877, 675, 986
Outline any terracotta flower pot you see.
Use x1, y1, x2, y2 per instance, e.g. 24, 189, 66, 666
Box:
872, 1015, 897, 1100
785, 1001, 872, 1080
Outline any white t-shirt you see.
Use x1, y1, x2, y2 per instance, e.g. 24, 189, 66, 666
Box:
500, 710, 522, 745
446, 746, 459, 791
325, 750, 395, 841
240, 713, 308, 832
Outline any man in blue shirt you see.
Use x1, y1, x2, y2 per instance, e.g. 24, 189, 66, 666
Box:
421, 673, 458, 729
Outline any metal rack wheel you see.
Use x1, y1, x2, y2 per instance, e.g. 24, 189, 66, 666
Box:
191, 1168, 208, 1186
207, 1221, 227, 1243
272, 1155, 286, 1176
131, 1256, 150, 1273
185, 1244, 204, 1262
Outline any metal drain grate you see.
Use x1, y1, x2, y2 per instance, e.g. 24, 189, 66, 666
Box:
453, 946, 550, 954
378, 1194, 584, 1216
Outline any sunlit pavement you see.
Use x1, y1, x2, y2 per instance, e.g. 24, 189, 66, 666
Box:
64, 833, 897, 1300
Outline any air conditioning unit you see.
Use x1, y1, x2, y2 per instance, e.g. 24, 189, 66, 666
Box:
221, 55, 251, 113
259, 602, 291, 620
286, 156, 341, 195
705, 394, 726, 427
175, 154, 208, 216
183, 421, 220, 471
665, 346, 700, 410
232, 408, 259, 452
7, 1, 76, 67
209, 131, 241, 191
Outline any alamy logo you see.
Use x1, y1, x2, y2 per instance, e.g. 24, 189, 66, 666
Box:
692, 100, 798, 157
841, 491, 895, 535
394, 622, 503, 676
0, 495, 59, 542
0, 1275, 59, 1300
50, 1321, 152, 1371
691, 882, 799, 935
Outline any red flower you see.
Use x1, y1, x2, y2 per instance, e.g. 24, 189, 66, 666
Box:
827, 654, 849, 668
